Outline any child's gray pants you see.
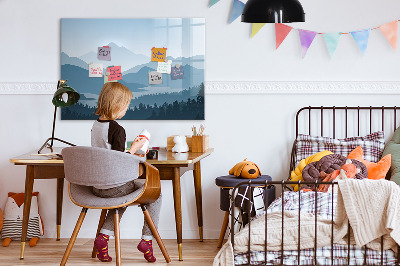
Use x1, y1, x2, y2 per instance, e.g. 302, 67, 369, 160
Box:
92, 179, 162, 240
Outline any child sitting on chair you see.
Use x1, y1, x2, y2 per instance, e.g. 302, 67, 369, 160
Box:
91, 82, 162, 263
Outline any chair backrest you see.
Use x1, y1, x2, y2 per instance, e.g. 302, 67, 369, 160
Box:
62, 146, 145, 187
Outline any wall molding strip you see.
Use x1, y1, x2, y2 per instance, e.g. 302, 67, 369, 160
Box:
1, 81, 400, 95
206, 81, 400, 94
0, 83, 56, 95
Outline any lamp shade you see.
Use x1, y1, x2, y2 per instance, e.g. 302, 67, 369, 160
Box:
241, 0, 305, 23
52, 83, 80, 107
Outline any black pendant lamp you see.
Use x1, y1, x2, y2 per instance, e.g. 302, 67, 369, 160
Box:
242, 0, 305, 23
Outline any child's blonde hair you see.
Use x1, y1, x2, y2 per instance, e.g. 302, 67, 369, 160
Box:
95, 82, 133, 120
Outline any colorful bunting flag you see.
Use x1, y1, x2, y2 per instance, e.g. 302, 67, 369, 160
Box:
323, 33, 341, 58
229, 0, 245, 24
351, 29, 370, 55
378, 21, 398, 50
251, 23, 266, 38
221, 4, 399, 58
298, 29, 317, 58
209, 0, 220, 7
275, 23, 293, 49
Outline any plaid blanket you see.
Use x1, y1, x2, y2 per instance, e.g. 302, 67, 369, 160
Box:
234, 191, 397, 265
234, 244, 397, 265
266, 190, 336, 220
227, 186, 275, 237
235, 186, 266, 224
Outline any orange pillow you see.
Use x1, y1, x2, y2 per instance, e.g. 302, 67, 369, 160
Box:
347, 146, 391, 180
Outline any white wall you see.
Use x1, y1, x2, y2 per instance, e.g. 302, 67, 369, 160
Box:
1, 0, 400, 240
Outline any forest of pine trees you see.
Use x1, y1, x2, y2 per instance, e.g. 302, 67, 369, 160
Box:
62, 83, 205, 120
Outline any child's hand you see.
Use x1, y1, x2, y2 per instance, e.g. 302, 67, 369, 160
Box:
128, 137, 147, 155
134, 149, 149, 157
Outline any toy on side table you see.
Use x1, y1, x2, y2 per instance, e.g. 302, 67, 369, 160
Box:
229, 158, 261, 179
1, 192, 44, 247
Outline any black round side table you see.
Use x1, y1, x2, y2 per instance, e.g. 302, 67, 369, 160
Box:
215, 175, 275, 248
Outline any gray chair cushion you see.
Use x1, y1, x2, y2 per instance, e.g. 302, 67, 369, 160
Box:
69, 180, 145, 208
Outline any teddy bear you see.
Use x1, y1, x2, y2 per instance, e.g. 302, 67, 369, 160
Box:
172, 135, 189, 153
1, 192, 44, 247
229, 159, 261, 179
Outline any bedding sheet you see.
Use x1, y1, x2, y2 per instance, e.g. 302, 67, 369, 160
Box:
232, 191, 397, 265
234, 244, 397, 265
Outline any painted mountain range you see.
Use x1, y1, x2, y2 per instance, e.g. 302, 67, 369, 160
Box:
61, 42, 204, 120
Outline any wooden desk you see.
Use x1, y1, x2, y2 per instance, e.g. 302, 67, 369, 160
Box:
10, 147, 213, 261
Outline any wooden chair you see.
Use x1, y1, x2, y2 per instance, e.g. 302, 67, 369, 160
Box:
60, 146, 171, 265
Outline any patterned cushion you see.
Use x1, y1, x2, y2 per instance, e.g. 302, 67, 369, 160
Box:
382, 126, 400, 184
1, 217, 40, 240
69, 180, 145, 208
295, 131, 385, 166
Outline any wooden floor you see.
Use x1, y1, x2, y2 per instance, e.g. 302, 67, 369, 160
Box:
0, 239, 221, 265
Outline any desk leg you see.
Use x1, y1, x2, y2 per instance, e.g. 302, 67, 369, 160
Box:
56, 178, 64, 241
172, 167, 183, 261
193, 161, 203, 242
20, 165, 35, 259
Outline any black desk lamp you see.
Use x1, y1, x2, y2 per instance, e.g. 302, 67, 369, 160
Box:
38, 80, 80, 154
241, 0, 305, 23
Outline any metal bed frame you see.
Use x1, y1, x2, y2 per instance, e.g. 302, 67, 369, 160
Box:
230, 106, 400, 266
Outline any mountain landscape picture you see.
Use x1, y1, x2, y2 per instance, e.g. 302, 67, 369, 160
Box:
61, 18, 205, 120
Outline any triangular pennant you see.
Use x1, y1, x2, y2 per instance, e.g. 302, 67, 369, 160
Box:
275, 23, 293, 49
323, 33, 341, 58
229, 0, 245, 24
209, 0, 220, 7
298, 29, 317, 58
251, 23, 266, 38
378, 21, 398, 50
351, 29, 370, 55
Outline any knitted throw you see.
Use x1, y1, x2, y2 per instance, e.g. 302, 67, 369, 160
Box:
335, 178, 400, 251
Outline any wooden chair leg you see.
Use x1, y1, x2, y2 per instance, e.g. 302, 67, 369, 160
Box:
60, 208, 88, 266
141, 205, 171, 263
91, 209, 108, 258
217, 211, 230, 248
114, 210, 121, 266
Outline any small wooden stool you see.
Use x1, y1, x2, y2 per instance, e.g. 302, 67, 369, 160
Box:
215, 175, 275, 248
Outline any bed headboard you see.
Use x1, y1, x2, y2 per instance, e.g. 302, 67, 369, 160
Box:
290, 106, 400, 179
295, 106, 400, 138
